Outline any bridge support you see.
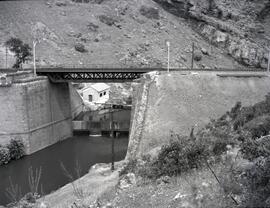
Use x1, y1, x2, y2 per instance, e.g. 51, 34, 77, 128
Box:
0, 77, 73, 154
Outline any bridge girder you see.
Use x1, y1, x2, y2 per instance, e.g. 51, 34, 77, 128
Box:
31, 67, 268, 82
44, 71, 144, 82
36, 68, 164, 82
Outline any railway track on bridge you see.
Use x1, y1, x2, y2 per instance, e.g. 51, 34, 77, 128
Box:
0, 67, 268, 82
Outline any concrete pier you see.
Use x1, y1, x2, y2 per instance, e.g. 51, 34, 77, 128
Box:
0, 73, 73, 154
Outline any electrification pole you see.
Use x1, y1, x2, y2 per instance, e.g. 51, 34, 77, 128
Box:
33, 40, 37, 77
5, 45, 8, 68
267, 50, 270, 74
166, 40, 170, 73
110, 106, 115, 171
191, 42, 194, 70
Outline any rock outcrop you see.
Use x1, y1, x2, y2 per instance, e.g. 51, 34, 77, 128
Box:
154, 0, 270, 68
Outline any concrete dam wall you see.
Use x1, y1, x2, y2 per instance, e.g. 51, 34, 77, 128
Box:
126, 71, 270, 160
0, 76, 72, 154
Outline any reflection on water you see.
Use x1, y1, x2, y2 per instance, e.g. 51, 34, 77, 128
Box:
0, 134, 129, 205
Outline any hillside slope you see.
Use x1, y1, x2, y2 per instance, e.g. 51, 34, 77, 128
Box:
155, 0, 270, 68
0, 0, 245, 69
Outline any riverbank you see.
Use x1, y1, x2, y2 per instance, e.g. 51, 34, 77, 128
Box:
0, 135, 129, 206
39, 162, 125, 208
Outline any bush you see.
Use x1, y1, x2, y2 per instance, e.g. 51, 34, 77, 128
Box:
136, 138, 209, 179
5, 37, 32, 68
74, 43, 87, 53
240, 135, 270, 160
120, 158, 139, 176
241, 157, 270, 207
25, 192, 36, 203
231, 94, 270, 131
244, 115, 270, 139
0, 145, 11, 165
194, 51, 202, 62
7, 138, 25, 160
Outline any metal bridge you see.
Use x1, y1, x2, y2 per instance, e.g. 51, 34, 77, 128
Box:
0, 67, 267, 83
36, 67, 166, 82
35, 67, 267, 82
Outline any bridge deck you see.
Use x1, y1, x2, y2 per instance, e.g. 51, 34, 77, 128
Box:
36, 68, 267, 82
36, 67, 170, 82
1, 67, 267, 83
36, 68, 165, 73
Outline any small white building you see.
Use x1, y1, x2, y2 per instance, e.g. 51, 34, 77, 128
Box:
79, 83, 110, 104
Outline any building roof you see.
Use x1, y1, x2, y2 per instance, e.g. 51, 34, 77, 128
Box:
90, 83, 110, 92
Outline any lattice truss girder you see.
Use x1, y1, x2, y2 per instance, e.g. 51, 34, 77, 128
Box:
47, 72, 142, 82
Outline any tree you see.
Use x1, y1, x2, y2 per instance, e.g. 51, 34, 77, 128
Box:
5, 37, 32, 68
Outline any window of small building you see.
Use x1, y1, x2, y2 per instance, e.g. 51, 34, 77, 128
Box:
100, 93, 102, 97
88, 95, 93, 102
103, 91, 106, 96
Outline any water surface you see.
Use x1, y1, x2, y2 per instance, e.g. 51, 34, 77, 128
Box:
0, 135, 129, 205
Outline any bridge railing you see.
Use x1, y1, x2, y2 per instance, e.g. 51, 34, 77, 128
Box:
0, 67, 268, 72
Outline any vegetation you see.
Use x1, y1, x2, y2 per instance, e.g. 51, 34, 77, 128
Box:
241, 156, 270, 207
121, 93, 270, 207
74, 43, 87, 53
28, 166, 42, 194
7, 138, 25, 160
0, 138, 25, 166
5, 37, 32, 69
5, 177, 22, 204
60, 161, 85, 199
6, 166, 42, 207
0, 145, 11, 165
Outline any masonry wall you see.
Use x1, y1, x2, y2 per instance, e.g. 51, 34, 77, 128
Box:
126, 72, 270, 160
69, 83, 84, 119
0, 82, 29, 147
0, 77, 72, 154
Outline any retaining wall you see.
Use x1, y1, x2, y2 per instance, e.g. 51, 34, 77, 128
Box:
126, 71, 270, 160
0, 77, 72, 154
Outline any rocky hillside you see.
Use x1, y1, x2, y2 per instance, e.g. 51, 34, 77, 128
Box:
0, 0, 254, 69
155, 0, 270, 68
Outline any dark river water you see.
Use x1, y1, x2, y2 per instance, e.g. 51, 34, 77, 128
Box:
0, 111, 130, 205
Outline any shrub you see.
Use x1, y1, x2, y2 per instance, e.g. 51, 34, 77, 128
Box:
7, 138, 25, 160
119, 158, 138, 176
0, 145, 11, 165
231, 94, 270, 131
25, 192, 36, 203
240, 135, 270, 160
5, 37, 32, 69
241, 157, 270, 207
244, 115, 270, 139
194, 51, 202, 62
74, 43, 87, 53
137, 138, 209, 179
